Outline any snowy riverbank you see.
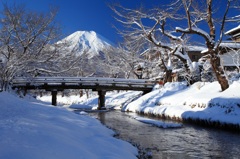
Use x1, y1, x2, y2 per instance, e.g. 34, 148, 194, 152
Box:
123, 81, 240, 130
0, 92, 138, 159
39, 81, 240, 130
2, 80, 239, 158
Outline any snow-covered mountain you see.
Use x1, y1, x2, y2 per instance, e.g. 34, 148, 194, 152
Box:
60, 31, 114, 58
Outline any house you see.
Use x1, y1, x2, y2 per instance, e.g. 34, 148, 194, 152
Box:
186, 46, 206, 62
141, 45, 206, 62
225, 25, 240, 42
198, 26, 240, 70
219, 26, 240, 70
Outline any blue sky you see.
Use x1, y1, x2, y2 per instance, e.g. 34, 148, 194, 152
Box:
2, 0, 161, 43
1, 0, 239, 44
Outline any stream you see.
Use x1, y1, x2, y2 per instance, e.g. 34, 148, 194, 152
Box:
77, 110, 240, 159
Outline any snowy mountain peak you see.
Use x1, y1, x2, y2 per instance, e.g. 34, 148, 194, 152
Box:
61, 30, 114, 58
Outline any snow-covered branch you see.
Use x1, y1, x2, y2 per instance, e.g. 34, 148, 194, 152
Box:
0, 3, 68, 90
176, 27, 214, 47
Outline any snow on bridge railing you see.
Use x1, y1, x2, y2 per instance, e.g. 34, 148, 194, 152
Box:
11, 77, 156, 86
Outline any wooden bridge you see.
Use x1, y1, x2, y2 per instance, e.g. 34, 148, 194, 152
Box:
11, 77, 156, 109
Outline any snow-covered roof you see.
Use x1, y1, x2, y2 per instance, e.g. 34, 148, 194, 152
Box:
200, 49, 209, 54
141, 45, 206, 56
200, 42, 240, 54
220, 41, 240, 49
232, 32, 240, 38
225, 25, 240, 35
186, 45, 206, 52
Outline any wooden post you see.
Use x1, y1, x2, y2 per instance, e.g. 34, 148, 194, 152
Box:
79, 89, 83, 97
142, 90, 151, 95
51, 90, 57, 106
98, 90, 106, 110
23, 88, 27, 96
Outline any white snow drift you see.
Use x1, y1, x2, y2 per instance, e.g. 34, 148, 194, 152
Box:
0, 92, 138, 159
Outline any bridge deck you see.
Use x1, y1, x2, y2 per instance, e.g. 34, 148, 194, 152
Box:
12, 77, 155, 91
11, 77, 156, 109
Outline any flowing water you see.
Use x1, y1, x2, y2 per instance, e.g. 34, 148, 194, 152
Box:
77, 110, 240, 159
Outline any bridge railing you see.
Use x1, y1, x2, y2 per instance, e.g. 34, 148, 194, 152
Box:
11, 77, 156, 88
11, 77, 156, 108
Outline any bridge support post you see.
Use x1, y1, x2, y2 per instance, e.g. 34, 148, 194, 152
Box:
142, 90, 151, 95
98, 90, 106, 110
23, 88, 27, 96
51, 90, 57, 106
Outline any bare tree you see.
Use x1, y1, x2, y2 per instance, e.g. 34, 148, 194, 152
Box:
111, 4, 199, 84
175, 0, 240, 91
0, 3, 78, 90
115, 43, 149, 79
112, 0, 239, 91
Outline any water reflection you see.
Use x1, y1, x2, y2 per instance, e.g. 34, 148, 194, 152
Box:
86, 110, 240, 159
97, 112, 106, 124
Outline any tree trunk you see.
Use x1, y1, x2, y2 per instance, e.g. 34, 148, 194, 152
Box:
210, 54, 229, 91
133, 71, 143, 79
164, 70, 173, 83
79, 90, 83, 97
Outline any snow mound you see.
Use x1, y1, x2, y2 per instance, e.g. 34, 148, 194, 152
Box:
132, 116, 182, 128
123, 81, 240, 126
0, 92, 138, 159
123, 82, 188, 112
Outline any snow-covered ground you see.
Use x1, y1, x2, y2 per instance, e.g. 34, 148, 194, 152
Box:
38, 91, 142, 110
0, 92, 138, 159
1, 80, 240, 158
38, 81, 240, 127
124, 81, 240, 126
38, 91, 184, 129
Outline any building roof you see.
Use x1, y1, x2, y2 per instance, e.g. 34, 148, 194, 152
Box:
220, 41, 240, 49
225, 25, 240, 36
186, 45, 206, 52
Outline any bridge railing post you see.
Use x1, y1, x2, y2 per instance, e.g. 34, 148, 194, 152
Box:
51, 90, 57, 106
98, 90, 106, 110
